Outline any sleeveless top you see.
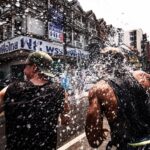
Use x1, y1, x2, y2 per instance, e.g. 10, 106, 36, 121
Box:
104, 72, 150, 149
4, 80, 65, 150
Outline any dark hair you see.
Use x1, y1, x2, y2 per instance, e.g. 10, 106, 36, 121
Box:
87, 43, 101, 62
94, 48, 127, 77
101, 50, 125, 65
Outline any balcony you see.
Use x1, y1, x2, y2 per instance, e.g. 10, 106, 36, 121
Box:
0, 6, 11, 16
74, 20, 83, 28
88, 28, 97, 35
73, 41, 83, 48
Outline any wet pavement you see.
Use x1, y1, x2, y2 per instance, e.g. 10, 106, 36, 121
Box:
58, 117, 111, 150
61, 135, 110, 150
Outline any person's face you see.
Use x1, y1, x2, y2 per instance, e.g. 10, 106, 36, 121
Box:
23, 62, 35, 80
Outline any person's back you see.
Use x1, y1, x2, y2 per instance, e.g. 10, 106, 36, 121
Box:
103, 71, 150, 149
0, 51, 70, 149
4, 80, 64, 150
85, 47, 150, 150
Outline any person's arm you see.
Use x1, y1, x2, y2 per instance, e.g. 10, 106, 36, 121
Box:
133, 70, 150, 90
60, 91, 71, 126
0, 86, 8, 113
85, 86, 105, 148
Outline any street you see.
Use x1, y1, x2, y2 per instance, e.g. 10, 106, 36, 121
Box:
58, 118, 111, 150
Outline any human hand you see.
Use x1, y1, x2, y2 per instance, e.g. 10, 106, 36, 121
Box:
102, 128, 110, 140
60, 114, 71, 126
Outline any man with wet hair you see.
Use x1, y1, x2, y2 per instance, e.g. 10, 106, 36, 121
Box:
85, 47, 150, 149
0, 51, 70, 149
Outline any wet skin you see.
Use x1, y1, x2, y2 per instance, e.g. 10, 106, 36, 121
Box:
85, 70, 150, 148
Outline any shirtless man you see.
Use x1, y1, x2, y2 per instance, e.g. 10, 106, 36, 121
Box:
85, 47, 150, 150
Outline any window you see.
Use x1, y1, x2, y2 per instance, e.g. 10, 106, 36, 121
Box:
130, 41, 136, 48
0, 71, 4, 80
130, 36, 136, 41
74, 32, 80, 41
3, 24, 12, 40
29, 0, 46, 8
0, 27, 3, 42
14, 17, 23, 35
11, 64, 25, 81
130, 31, 136, 37
130, 31, 136, 42
27, 16, 45, 36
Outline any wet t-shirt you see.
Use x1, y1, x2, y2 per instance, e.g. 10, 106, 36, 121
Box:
4, 81, 65, 150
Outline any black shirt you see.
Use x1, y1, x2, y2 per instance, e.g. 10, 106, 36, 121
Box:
4, 81, 65, 150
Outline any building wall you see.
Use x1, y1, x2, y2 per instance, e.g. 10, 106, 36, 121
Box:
123, 31, 130, 46
136, 29, 143, 55
0, 0, 109, 50
0, 63, 10, 79
123, 29, 143, 55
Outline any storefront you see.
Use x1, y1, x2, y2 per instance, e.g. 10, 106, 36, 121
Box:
0, 36, 89, 81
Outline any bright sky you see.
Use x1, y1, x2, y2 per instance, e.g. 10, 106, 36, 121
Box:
78, 0, 150, 39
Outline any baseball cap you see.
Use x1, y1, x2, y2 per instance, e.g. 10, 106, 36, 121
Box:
26, 51, 55, 77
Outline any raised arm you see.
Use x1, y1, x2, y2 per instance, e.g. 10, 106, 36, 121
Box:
85, 86, 104, 148
0, 86, 8, 113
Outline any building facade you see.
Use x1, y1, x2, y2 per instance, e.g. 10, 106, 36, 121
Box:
0, 0, 109, 81
123, 29, 150, 71
106, 25, 124, 47
123, 29, 143, 55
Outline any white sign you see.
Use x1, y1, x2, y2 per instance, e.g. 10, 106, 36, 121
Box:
0, 36, 64, 56
0, 36, 21, 54
0, 36, 89, 59
67, 48, 89, 59
48, 22, 64, 42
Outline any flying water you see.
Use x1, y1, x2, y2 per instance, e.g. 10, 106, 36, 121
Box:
58, 43, 138, 103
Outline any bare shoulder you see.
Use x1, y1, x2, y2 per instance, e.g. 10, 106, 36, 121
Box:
132, 70, 150, 89
132, 70, 150, 77
88, 80, 118, 121
0, 86, 8, 97
0, 86, 9, 113
88, 80, 109, 95
89, 80, 117, 102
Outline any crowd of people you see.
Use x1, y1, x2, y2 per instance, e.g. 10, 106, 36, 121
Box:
0, 46, 149, 149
